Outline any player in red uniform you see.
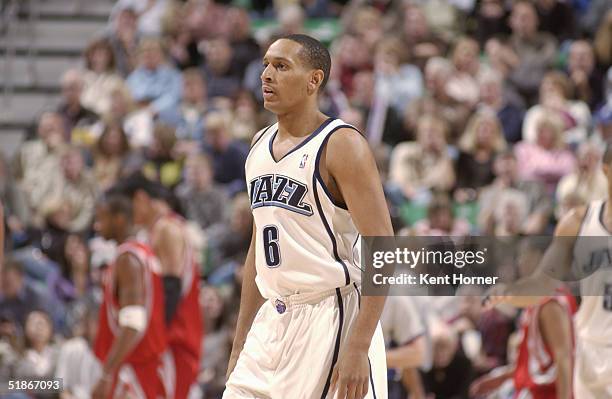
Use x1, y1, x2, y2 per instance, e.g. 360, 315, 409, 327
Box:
92, 190, 171, 399
119, 174, 203, 399
472, 239, 576, 399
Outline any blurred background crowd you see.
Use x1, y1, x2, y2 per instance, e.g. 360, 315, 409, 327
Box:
0, 0, 611, 397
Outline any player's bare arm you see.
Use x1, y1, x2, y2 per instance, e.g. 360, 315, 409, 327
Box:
226, 221, 264, 378
152, 219, 187, 324
92, 252, 146, 399
324, 127, 393, 399
539, 300, 573, 399
487, 206, 586, 308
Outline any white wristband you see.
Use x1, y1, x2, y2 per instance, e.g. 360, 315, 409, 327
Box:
118, 305, 147, 332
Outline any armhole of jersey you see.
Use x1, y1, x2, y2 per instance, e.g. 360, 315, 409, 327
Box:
313, 124, 362, 211
249, 124, 274, 151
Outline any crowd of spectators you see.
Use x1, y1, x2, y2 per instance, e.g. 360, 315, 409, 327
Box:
1, 0, 611, 397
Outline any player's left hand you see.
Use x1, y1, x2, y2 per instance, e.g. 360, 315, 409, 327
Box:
91, 375, 112, 399
330, 346, 370, 399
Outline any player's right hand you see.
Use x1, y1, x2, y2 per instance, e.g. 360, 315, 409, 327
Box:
330, 347, 370, 399
482, 283, 509, 309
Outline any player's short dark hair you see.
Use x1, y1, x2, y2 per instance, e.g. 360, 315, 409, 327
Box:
100, 187, 133, 219
281, 34, 331, 91
115, 172, 169, 201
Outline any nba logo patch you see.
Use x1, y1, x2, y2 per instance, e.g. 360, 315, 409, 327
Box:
299, 154, 308, 168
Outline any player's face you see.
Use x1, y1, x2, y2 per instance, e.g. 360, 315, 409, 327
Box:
94, 203, 116, 241
260, 40, 314, 114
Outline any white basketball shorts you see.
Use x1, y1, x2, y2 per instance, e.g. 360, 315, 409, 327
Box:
574, 337, 612, 399
223, 283, 387, 399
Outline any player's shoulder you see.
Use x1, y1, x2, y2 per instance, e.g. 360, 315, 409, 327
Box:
325, 125, 368, 156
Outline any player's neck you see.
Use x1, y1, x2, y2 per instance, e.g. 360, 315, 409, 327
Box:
276, 106, 328, 138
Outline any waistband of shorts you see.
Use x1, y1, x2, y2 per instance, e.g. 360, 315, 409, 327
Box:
272, 284, 358, 310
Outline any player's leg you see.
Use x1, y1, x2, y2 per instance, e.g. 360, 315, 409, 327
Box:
223, 302, 276, 399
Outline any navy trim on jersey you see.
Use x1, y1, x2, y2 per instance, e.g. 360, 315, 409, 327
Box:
598, 201, 612, 234
250, 124, 274, 150
269, 117, 335, 163
368, 358, 377, 399
353, 282, 361, 308
313, 176, 351, 285
313, 124, 362, 211
321, 288, 344, 399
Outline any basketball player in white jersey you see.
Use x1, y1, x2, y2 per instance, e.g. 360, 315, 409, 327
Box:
223, 34, 393, 399
487, 144, 612, 398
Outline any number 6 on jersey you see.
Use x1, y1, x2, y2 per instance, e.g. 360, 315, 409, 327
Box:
263, 225, 281, 267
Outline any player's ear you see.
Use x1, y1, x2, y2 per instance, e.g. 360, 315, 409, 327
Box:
307, 70, 324, 95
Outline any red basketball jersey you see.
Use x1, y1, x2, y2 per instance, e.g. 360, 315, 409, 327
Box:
153, 214, 203, 358
513, 288, 577, 399
94, 240, 167, 365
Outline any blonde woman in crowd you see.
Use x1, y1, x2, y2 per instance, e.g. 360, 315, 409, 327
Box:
456, 110, 508, 192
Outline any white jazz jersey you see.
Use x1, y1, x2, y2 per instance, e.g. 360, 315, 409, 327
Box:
246, 118, 362, 299
572, 199, 612, 344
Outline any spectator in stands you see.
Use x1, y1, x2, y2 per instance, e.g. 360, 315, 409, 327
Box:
57, 69, 99, 142
534, 0, 576, 42
446, 36, 483, 108
14, 112, 66, 225
141, 124, 183, 189
389, 115, 455, 205
373, 36, 424, 116
404, 57, 471, 141
456, 110, 507, 193
0, 313, 20, 381
522, 71, 591, 145
158, 68, 211, 152
126, 38, 182, 116
43, 147, 97, 233
478, 70, 525, 143
422, 320, 474, 399
0, 155, 29, 248
56, 304, 101, 399
556, 141, 607, 214
201, 38, 242, 100
401, 4, 448, 71
412, 195, 471, 236
505, 0, 557, 103
594, 10, 612, 68
97, 86, 154, 148
14, 311, 58, 379
591, 102, 612, 147
231, 89, 266, 143
277, 4, 306, 36
81, 39, 125, 116
93, 121, 131, 191
479, 151, 552, 235
473, 0, 510, 46
226, 8, 260, 79
107, 7, 139, 77
176, 154, 228, 231
206, 193, 253, 270
203, 112, 248, 196
0, 260, 48, 331
110, 0, 170, 37
165, 3, 202, 70
515, 115, 576, 193
567, 40, 605, 110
